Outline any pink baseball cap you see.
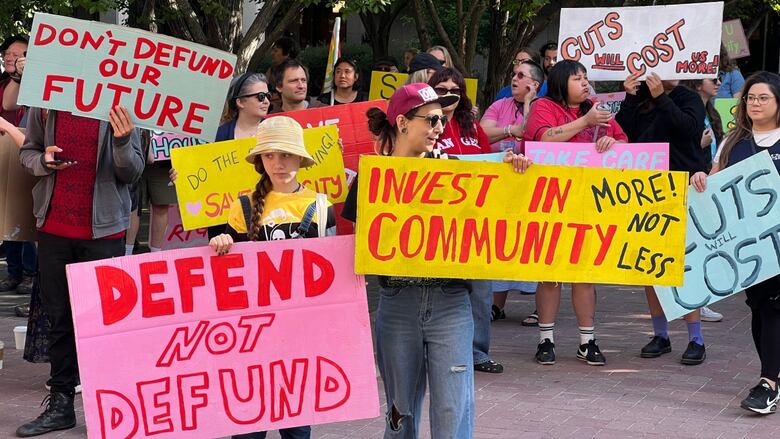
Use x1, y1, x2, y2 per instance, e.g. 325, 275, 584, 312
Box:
386, 83, 460, 126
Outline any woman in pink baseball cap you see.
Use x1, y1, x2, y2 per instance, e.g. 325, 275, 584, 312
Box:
342, 83, 531, 438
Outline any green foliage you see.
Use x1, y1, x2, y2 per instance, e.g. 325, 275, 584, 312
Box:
0, 0, 119, 36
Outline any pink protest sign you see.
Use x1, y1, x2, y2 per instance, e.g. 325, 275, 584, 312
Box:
161, 205, 208, 250
525, 142, 669, 170
151, 130, 206, 162
66, 235, 378, 438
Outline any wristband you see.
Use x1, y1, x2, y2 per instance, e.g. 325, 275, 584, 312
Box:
504, 125, 512, 137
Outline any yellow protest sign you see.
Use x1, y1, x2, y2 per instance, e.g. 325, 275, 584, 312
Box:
298, 125, 348, 203
172, 126, 348, 230
355, 156, 689, 286
369, 71, 478, 105
172, 137, 257, 230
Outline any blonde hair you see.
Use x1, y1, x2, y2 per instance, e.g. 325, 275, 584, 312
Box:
405, 69, 430, 85
428, 45, 453, 68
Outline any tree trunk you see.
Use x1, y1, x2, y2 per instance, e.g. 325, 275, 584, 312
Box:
360, 0, 408, 61
245, 2, 306, 73
410, 0, 432, 50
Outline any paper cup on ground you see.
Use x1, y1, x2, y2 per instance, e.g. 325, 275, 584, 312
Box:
14, 326, 27, 350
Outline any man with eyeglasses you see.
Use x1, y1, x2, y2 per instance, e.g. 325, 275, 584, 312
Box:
269, 58, 325, 114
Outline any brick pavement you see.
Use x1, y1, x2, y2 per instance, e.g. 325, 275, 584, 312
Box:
1, 268, 779, 438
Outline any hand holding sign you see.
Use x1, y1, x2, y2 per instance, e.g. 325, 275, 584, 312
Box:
624, 73, 641, 95
646, 73, 664, 98
108, 105, 134, 138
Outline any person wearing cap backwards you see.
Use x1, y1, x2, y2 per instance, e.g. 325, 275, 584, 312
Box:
209, 116, 335, 439
405, 52, 444, 85
342, 83, 531, 438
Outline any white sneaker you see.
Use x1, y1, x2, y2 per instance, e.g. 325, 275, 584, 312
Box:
700, 306, 723, 322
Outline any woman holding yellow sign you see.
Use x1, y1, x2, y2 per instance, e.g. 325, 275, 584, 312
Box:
342, 83, 530, 438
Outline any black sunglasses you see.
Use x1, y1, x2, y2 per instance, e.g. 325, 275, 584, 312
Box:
412, 114, 448, 128
238, 91, 271, 102
434, 86, 461, 96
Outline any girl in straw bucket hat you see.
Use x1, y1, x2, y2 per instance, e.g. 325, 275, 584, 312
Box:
210, 116, 335, 439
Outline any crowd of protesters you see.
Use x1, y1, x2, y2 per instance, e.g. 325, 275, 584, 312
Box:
1, 17, 778, 439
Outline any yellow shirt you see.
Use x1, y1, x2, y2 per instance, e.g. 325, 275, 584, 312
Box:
226, 187, 333, 241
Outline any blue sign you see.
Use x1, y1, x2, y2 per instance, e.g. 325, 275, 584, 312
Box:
655, 151, 780, 320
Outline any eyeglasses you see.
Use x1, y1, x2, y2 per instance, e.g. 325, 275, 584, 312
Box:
239, 91, 272, 102
514, 71, 539, 82
743, 95, 776, 105
412, 114, 448, 128
434, 86, 461, 96
511, 58, 531, 66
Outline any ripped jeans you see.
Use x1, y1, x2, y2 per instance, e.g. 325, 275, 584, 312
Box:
376, 283, 474, 439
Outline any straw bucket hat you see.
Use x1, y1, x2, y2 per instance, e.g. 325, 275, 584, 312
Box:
245, 116, 316, 168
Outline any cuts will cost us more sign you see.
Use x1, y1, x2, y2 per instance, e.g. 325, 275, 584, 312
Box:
18, 13, 236, 141
557, 2, 724, 81
355, 157, 689, 286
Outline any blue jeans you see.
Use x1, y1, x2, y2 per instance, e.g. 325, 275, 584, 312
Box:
5, 241, 37, 279
470, 280, 492, 365
232, 427, 311, 439
376, 283, 474, 439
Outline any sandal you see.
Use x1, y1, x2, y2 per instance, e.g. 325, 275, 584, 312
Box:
491, 305, 506, 321
521, 310, 539, 327
474, 359, 504, 373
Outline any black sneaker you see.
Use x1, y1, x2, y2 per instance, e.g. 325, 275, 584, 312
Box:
535, 339, 555, 365
740, 379, 779, 415
680, 341, 706, 365
577, 339, 606, 366
16, 391, 76, 437
491, 305, 506, 321
640, 336, 672, 358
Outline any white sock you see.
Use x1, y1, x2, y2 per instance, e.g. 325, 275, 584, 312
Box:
125, 245, 134, 256
539, 323, 554, 344
149, 246, 161, 253
579, 326, 595, 345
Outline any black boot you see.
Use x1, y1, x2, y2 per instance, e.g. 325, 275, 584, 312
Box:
16, 392, 76, 437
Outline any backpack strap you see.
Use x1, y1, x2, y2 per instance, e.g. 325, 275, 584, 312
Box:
316, 193, 328, 237
238, 195, 253, 234
291, 201, 317, 239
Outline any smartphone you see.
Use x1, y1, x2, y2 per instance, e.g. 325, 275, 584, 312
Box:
45, 158, 77, 166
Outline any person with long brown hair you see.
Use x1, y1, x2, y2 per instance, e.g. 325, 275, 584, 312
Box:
209, 116, 335, 439
691, 71, 780, 415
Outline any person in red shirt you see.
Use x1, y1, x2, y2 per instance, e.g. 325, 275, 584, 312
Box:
524, 60, 627, 148
16, 106, 144, 437
428, 68, 491, 155
524, 60, 627, 368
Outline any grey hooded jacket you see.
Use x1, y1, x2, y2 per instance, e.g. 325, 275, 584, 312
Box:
19, 108, 145, 239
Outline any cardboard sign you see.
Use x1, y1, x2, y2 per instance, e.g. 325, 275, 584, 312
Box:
722, 19, 750, 59
161, 206, 208, 250
171, 137, 257, 230
715, 98, 738, 133
172, 127, 348, 230
355, 157, 688, 285
524, 142, 669, 170
0, 130, 37, 241
592, 91, 627, 113
368, 71, 479, 105
655, 152, 780, 321
18, 13, 235, 141
151, 131, 206, 162
66, 235, 378, 438
296, 126, 349, 203
558, 2, 724, 80
271, 100, 387, 234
